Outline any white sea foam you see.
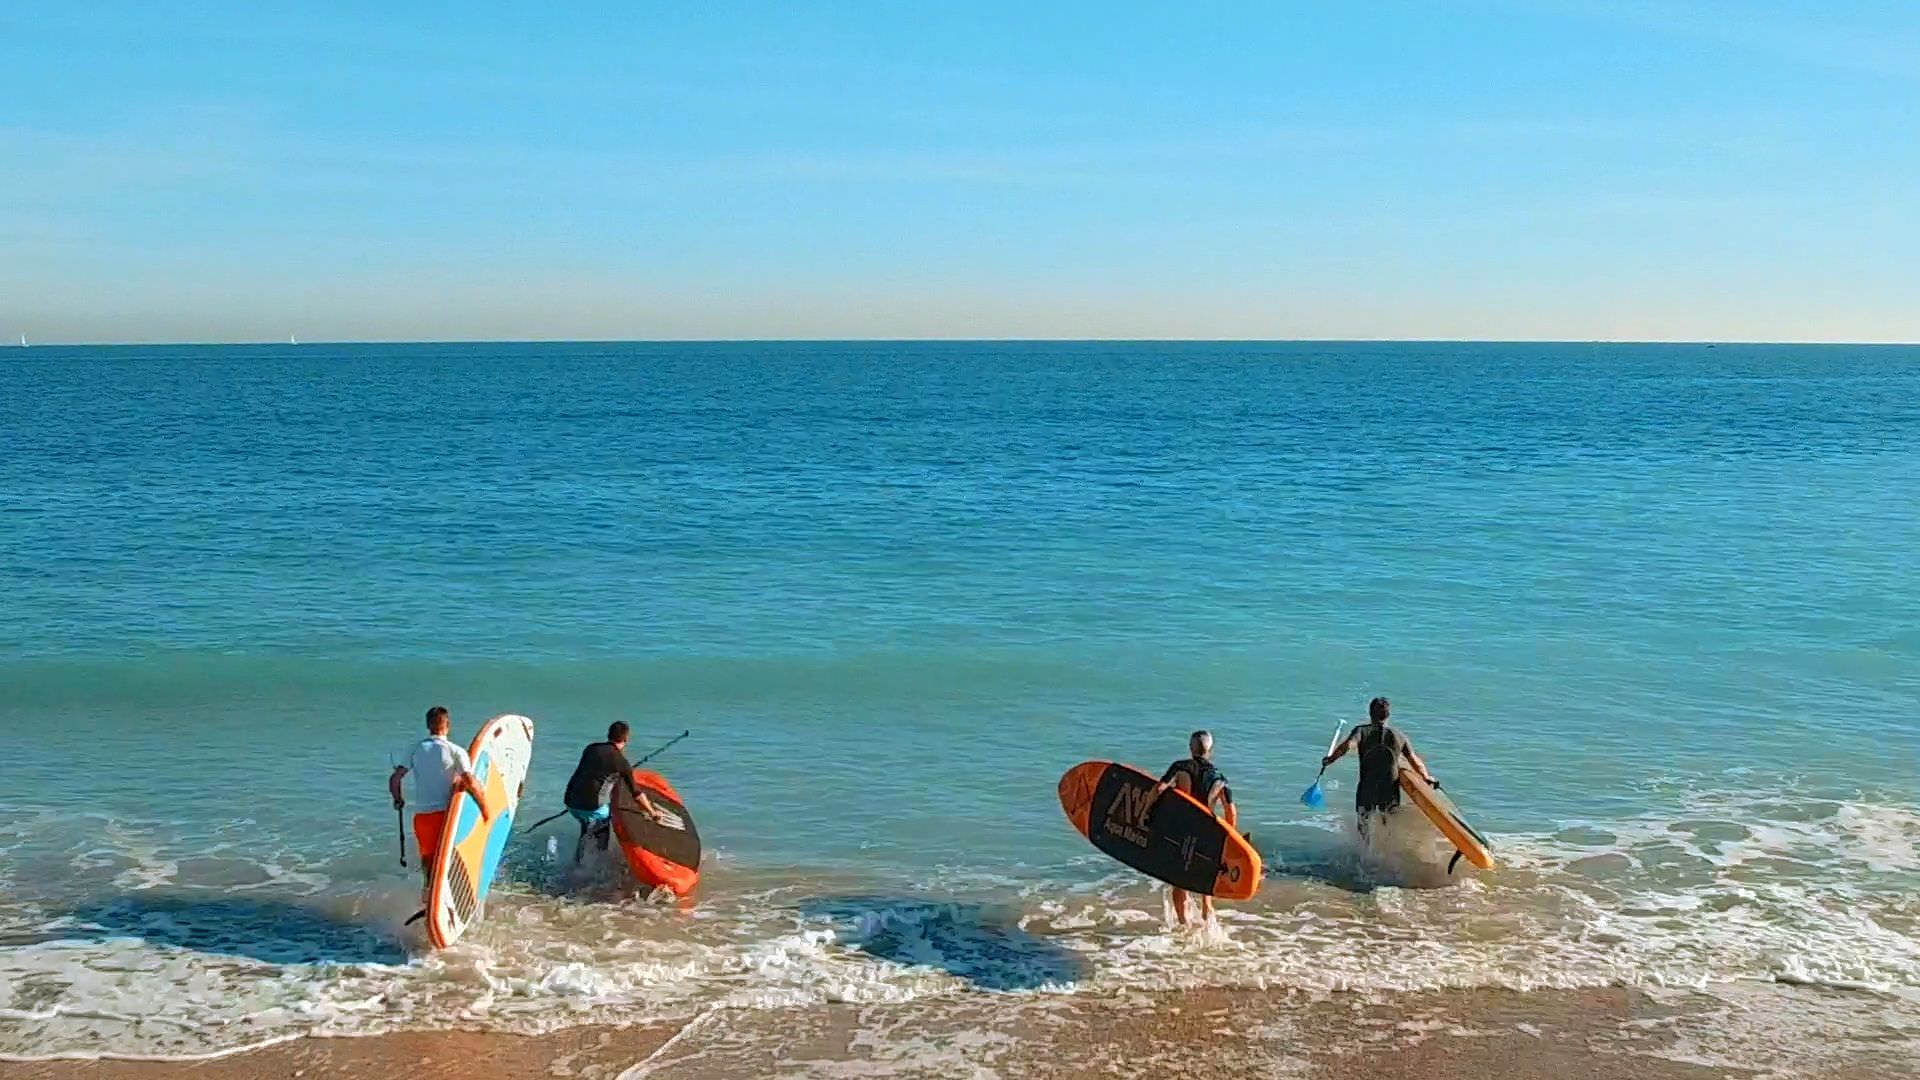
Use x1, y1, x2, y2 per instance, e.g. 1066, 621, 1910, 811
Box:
1, 787, 1917, 1060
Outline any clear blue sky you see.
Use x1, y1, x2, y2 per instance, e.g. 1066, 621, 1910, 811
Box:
3, 2, 1916, 343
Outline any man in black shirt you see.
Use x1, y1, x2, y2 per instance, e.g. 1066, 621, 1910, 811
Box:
564, 721, 665, 860
1148, 729, 1236, 926
1321, 697, 1438, 838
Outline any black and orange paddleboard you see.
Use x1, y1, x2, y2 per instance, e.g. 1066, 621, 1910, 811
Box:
1058, 760, 1261, 900
611, 770, 701, 898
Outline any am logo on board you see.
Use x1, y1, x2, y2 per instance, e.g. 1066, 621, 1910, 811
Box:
1102, 781, 1154, 847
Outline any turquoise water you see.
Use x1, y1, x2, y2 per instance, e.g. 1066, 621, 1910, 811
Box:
3, 341, 1918, 1058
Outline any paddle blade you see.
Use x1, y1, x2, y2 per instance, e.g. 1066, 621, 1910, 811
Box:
1300, 781, 1325, 809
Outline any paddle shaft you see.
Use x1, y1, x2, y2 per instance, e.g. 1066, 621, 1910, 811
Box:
632, 730, 691, 768
617, 730, 691, 806
522, 809, 572, 834
521, 730, 693, 836
1314, 720, 1346, 778
396, 805, 407, 867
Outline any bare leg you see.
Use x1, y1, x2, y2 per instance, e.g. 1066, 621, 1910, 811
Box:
1199, 894, 1215, 923
1170, 888, 1190, 926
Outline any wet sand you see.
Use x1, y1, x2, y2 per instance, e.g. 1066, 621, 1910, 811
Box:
10, 985, 1912, 1079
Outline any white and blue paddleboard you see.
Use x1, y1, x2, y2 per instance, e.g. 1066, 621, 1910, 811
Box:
426, 714, 534, 949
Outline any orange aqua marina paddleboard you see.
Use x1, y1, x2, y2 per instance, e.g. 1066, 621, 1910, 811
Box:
1398, 765, 1495, 872
1058, 760, 1261, 900
425, 714, 535, 949
611, 770, 701, 899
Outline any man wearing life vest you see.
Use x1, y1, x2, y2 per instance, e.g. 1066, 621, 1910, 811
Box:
1149, 729, 1236, 926
1321, 697, 1439, 838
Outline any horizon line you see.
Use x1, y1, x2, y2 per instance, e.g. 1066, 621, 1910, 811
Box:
10, 336, 1920, 348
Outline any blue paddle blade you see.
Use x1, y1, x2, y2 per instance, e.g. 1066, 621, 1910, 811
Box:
1300, 782, 1325, 809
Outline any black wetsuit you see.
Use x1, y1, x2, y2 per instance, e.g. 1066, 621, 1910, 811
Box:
565, 742, 633, 846
1354, 723, 1407, 814
1162, 758, 1232, 815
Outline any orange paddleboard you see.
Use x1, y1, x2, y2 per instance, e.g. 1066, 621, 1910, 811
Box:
1398, 766, 1495, 871
612, 770, 701, 899
1059, 760, 1261, 900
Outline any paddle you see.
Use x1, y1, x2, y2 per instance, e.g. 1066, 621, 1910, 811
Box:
631, 729, 691, 768
1299, 721, 1346, 809
520, 730, 692, 835
386, 748, 409, 868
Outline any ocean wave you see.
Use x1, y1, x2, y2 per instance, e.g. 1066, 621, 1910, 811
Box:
2, 787, 1917, 1059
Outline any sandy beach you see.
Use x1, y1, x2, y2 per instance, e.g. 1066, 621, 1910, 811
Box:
11, 984, 1914, 1079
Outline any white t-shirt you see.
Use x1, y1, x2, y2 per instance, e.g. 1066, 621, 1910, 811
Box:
407, 736, 474, 813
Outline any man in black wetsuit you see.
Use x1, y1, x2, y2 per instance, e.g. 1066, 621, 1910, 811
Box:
563, 721, 665, 862
1149, 730, 1237, 926
1321, 698, 1438, 838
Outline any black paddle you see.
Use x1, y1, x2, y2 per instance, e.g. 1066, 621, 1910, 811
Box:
632, 729, 691, 768
520, 730, 692, 835
520, 808, 573, 834
395, 801, 407, 868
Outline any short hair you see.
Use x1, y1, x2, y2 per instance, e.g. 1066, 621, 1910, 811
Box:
1368, 697, 1391, 722
608, 721, 631, 743
425, 705, 451, 730
1189, 729, 1213, 754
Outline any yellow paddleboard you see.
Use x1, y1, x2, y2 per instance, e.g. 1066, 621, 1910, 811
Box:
1398, 765, 1495, 871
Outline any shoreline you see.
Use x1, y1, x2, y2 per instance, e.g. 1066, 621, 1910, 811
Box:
10, 984, 1911, 1079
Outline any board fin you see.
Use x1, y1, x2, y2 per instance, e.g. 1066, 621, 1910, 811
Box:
1447, 850, 1464, 876
404, 909, 426, 926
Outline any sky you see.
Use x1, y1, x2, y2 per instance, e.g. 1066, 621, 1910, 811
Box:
2, 1, 1917, 343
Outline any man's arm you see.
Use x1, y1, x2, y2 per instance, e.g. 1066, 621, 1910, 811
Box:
623, 763, 669, 821
1402, 739, 1437, 786
1321, 729, 1358, 768
455, 770, 493, 818
1209, 781, 1237, 829
450, 749, 491, 819
389, 766, 408, 809
1148, 764, 1178, 804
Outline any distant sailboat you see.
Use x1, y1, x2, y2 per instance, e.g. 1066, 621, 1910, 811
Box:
17, 334, 25, 348
288, 333, 298, 345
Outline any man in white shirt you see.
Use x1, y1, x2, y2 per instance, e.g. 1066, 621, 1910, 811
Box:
388, 705, 487, 897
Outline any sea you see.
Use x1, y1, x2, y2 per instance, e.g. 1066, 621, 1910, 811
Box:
1, 341, 1916, 1068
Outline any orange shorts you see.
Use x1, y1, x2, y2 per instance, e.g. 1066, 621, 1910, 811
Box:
413, 810, 449, 865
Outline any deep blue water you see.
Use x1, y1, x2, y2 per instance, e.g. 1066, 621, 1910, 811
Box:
2, 341, 1917, 1057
